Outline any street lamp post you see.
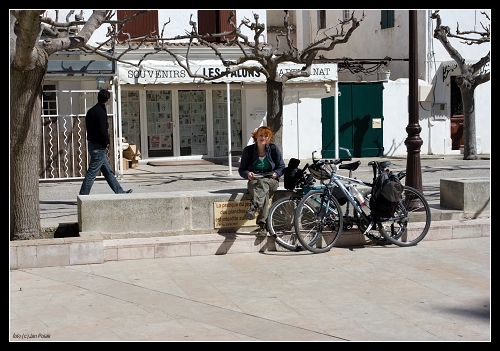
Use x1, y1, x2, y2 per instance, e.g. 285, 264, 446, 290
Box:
405, 10, 423, 193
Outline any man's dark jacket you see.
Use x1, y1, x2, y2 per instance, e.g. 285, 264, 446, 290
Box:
85, 103, 109, 148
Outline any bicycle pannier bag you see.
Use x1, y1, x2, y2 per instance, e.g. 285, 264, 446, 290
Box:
369, 170, 403, 218
284, 158, 303, 190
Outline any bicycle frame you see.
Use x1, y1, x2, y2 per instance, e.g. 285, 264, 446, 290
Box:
309, 147, 370, 224
329, 175, 371, 223
310, 163, 374, 234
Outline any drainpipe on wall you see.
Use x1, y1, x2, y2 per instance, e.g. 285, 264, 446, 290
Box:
427, 109, 438, 155
334, 80, 339, 159
226, 82, 232, 175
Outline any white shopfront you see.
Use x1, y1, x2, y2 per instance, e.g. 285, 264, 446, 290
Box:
116, 60, 337, 165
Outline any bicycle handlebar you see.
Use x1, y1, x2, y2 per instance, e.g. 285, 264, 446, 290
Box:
311, 150, 343, 165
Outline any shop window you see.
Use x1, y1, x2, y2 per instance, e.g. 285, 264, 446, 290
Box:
197, 10, 237, 42
42, 84, 58, 115
116, 10, 159, 42
381, 10, 395, 29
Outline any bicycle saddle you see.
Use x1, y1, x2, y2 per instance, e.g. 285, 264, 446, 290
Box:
338, 160, 361, 172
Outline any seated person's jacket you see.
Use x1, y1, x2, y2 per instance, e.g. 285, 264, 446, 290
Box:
238, 143, 286, 180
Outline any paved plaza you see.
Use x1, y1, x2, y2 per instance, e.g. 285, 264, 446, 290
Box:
10, 153, 491, 342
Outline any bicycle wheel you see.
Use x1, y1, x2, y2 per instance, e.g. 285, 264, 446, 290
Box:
378, 186, 431, 247
267, 196, 303, 251
294, 189, 343, 253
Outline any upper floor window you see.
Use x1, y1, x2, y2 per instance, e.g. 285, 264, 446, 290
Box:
197, 10, 237, 42
318, 10, 326, 29
343, 10, 351, 21
116, 10, 159, 42
42, 85, 57, 116
381, 10, 395, 29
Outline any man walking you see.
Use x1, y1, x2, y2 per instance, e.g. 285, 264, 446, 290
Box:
79, 89, 132, 195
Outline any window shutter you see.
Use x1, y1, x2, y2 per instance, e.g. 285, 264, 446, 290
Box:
197, 10, 237, 42
381, 10, 395, 29
117, 10, 159, 42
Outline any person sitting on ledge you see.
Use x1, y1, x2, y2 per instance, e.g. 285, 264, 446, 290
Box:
238, 126, 285, 237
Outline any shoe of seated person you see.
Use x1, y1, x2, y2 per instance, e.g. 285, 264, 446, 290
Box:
245, 205, 256, 220
255, 222, 268, 237
125, 189, 133, 194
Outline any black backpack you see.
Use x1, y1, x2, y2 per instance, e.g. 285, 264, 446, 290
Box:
369, 170, 404, 218
283, 158, 303, 190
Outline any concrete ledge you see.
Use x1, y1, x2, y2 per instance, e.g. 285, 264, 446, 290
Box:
99, 217, 489, 262
11, 218, 490, 269
103, 233, 268, 261
440, 177, 490, 217
426, 217, 490, 240
10, 232, 103, 270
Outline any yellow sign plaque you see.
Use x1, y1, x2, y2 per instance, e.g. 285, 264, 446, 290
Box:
213, 200, 257, 228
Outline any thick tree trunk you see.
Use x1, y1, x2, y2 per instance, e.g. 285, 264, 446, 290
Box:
265, 79, 285, 152
461, 87, 478, 160
10, 50, 47, 240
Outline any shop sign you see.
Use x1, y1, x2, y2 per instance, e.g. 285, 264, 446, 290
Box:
119, 61, 337, 84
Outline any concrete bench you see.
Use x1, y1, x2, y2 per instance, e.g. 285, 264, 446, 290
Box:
77, 189, 257, 238
440, 177, 490, 218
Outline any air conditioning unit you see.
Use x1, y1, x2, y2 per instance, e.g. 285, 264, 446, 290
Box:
418, 84, 433, 102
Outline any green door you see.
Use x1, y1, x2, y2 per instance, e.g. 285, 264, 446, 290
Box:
322, 82, 384, 158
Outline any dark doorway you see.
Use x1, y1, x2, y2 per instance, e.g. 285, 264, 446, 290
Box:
450, 76, 464, 150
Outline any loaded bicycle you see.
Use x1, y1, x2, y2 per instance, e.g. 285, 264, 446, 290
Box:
267, 159, 322, 251
268, 148, 353, 251
294, 151, 431, 253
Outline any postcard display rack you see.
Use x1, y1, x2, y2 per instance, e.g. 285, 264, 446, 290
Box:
120, 90, 141, 145
212, 90, 242, 157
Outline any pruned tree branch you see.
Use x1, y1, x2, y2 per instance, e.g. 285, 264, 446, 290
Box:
431, 10, 490, 77
430, 9, 490, 160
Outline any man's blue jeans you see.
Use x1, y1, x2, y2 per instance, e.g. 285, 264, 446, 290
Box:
79, 142, 126, 195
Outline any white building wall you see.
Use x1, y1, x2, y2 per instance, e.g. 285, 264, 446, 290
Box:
282, 89, 325, 160
277, 76, 490, 159
472, 80, 491, 154
316, 10, 421, 82
242, 88, 268, 147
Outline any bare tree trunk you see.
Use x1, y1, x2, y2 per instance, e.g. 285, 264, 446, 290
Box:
10, 50, 47, 240
266, 79, 285, 152
461, 87, 478, 160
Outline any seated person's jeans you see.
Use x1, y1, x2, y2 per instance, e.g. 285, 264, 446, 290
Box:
247, 177, 279, 224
